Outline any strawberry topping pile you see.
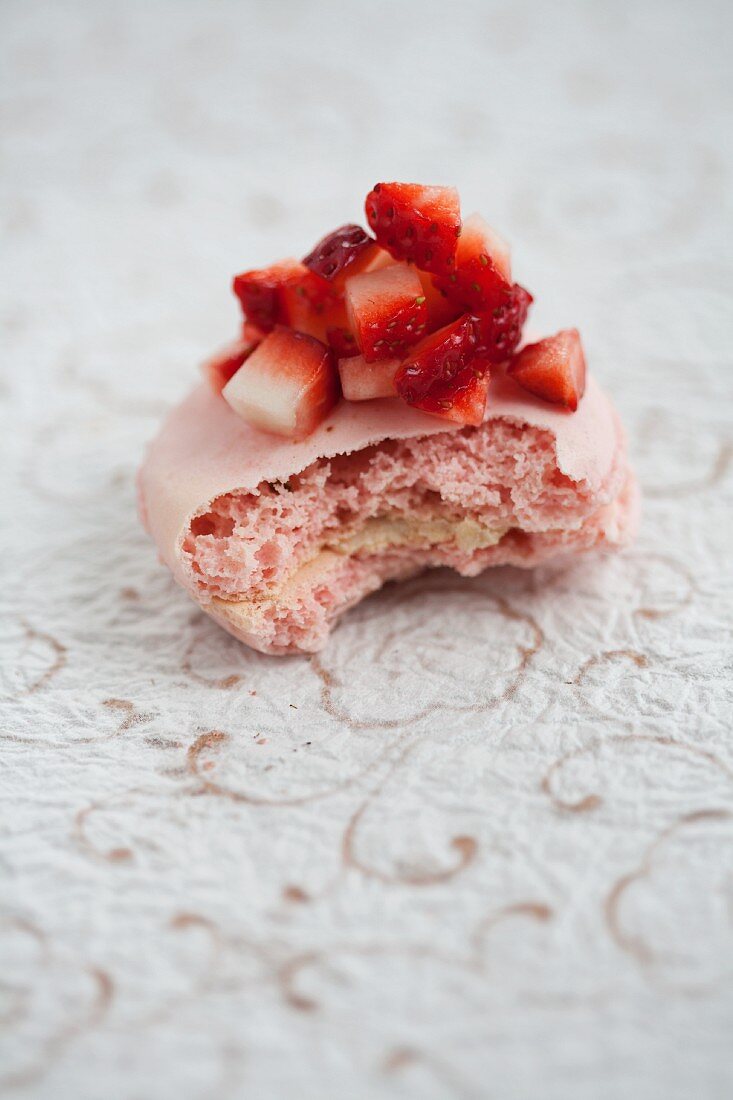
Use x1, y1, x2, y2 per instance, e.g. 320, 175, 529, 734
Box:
207, 182, 587, 440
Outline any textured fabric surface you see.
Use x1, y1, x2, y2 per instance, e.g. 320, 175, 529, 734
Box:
2, 1, 732, 1098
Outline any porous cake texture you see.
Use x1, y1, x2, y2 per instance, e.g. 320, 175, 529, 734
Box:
181, 418, 636, 653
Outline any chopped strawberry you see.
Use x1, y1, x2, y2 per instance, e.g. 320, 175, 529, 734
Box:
278, 269, 345, 343
365, 182, 461, 275
393, 314, 479, 404
327, 326, 359, 359
345, 262, 428, 362
473, 283, 533, 363
406, 363, 490, 427
434, 213, 512, 313
242, 320, 267, 344
417, 269, 463, 332
507, 328, 586, 411
222, 327, 339, 439
303, 224, 388, 289
361, 247, 396, 274
232, 259, 304, 331
232, 261, 344, 342
338, 354, 399, 401
201, 336, 258, 394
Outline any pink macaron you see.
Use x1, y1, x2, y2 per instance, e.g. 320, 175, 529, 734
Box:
139, 180, 640, 652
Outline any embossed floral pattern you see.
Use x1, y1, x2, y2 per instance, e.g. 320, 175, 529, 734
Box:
2, 1, 732, 1098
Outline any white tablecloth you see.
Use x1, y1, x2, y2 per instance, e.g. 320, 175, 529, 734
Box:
2, 1, 732, 1097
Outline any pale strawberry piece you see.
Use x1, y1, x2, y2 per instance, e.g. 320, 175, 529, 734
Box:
338, 354, 399, 401
434, 213, 512, 313
406, 363, 490, 427
223, 328, 339, 439
345, 262, 428, 362
365, 182, 461, 274
507, 328, 587, 411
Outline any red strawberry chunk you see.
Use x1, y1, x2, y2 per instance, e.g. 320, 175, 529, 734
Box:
303, 224, 386, 288
327, 326, 359, 359
473, 283, 533, 363
394, 314, 479, 404
338, 354, 399, 401
405, 364, 490, 427
365, 182, 461, 275
278, 269, 345, 343
507, 328, 586, 411
233, 261, 345, 343
434, 213, 512, 313
345, 262, 428, 362
242, 320, 267, 344
222, 327, 339, 439
232, 259, 304, 331
417, 269, 463, 332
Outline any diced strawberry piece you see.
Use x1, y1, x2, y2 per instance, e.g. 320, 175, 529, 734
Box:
394, 314, 479, 404
303, 224, 388, 290
202, 330, 262, 394
406, 363, 490, 427
232, 261, 345, 343
232, 259, 304, 331
345, 263, 428, 362
507, 328, 586, 411
434, 213, 512, 313
279, 269, 345, 343
473, 283, 533, 363
417, 269, 463, 332
361, 247, 396, 274
242, 320, 267, 344
365, 182, 461, 275
202, 342, 250, 394
338, 354, 399, 401
223, 328, 339, 440
327, 326, 359, 359
303, 224, 371, 280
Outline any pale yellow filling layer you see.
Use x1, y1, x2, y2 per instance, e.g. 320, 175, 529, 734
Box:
210, 513, 508, 627
330, 515, 507, 556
